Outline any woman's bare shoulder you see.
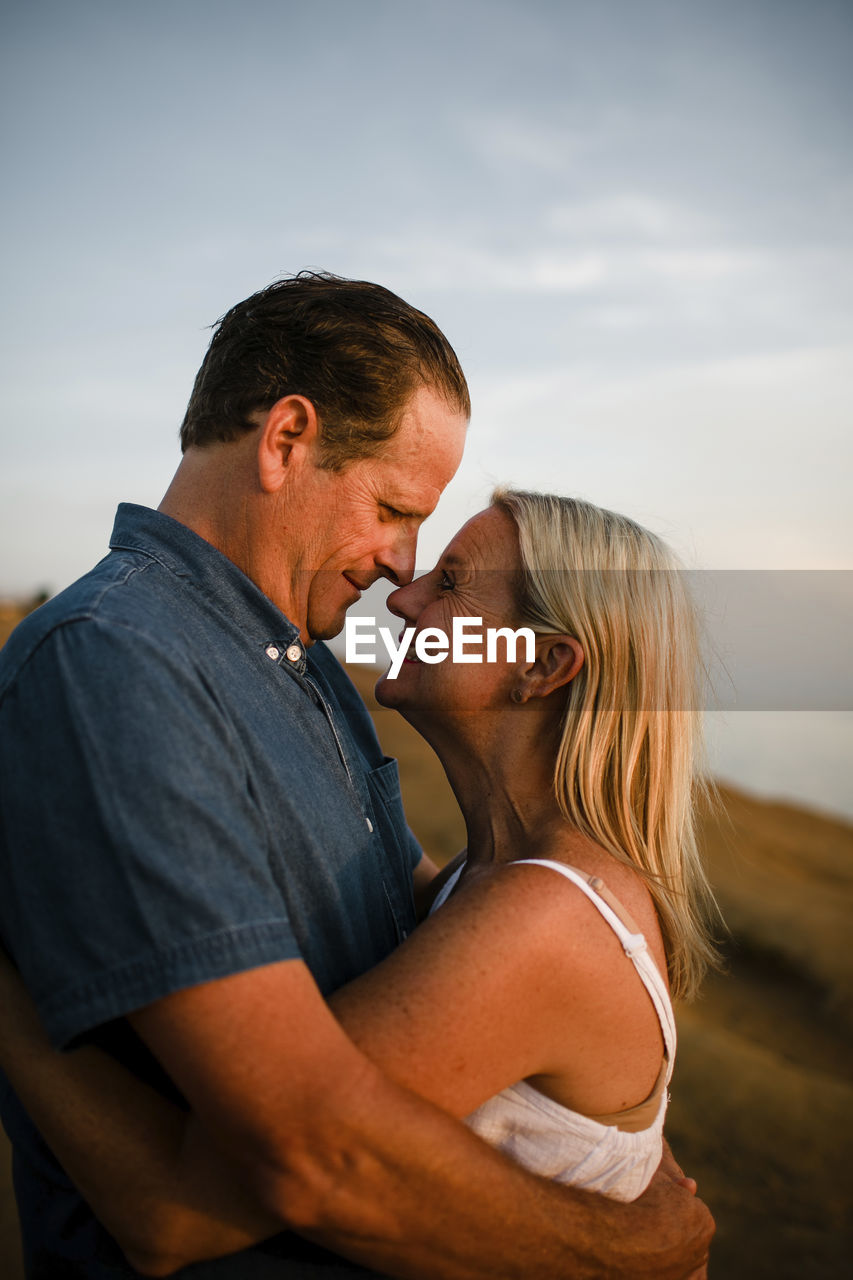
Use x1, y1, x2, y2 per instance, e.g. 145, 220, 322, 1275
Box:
330, 856, 611, 1115
509, 835, 667, 972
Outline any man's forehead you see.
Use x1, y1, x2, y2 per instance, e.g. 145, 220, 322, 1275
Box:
392, 386, 467, 458
367, 389, 466, 517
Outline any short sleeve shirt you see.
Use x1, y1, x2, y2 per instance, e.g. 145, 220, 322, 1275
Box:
0, 503, 421, 1278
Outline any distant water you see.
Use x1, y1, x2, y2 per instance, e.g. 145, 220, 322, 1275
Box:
705, 711, 853, 823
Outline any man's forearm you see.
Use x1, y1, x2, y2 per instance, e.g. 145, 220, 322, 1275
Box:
246, 1056, 712, 1280
119, 957, 713, 1280
0, 949, 711, 1279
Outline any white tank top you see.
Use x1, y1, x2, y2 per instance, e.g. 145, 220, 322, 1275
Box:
430, 858, 676, 1202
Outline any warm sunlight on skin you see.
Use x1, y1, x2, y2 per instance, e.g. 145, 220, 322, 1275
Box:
376, 507, 523, 710
282, 386, 468, 641
376, 506, 547, 726
158, 385, 468, 645
374, 507, 585, 842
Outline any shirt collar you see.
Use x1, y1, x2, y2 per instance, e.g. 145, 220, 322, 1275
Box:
109, 503, 308, 674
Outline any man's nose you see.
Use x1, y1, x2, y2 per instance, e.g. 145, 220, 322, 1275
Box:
377, 527, 417, 587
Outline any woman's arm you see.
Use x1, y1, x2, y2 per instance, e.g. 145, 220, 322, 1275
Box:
0, 854, 467, 1270
329, 859, 666, 1118
0, 951, 281, 1274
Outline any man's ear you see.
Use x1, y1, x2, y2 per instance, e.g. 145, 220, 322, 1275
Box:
515, 635, 584, 703
257, 395, 320, 493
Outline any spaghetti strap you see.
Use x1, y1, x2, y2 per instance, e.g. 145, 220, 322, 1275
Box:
429, 855, 677, 1081
508, 858, 677, 1079
511, 859, 648, 956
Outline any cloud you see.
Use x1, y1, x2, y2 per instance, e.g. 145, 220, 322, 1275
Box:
349, 227, 765, 299
637, 248, 764, 282
545, 193, 713, 241
462, 342, 853, 569
459, 111, 589, 175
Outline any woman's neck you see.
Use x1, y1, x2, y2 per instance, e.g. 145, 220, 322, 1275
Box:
431, 714, 568, 866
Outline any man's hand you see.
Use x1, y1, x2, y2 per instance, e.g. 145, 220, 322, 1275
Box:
623, 1141, 713, 1280
660, 1137, 699, 1197
660, 1140, 709, 1278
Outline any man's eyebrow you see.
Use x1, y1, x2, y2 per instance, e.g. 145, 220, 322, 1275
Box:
383, 483, 442, 520
384, 496, 437, 520
440, 552, 467, 568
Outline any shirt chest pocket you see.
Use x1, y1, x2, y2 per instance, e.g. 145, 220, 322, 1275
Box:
365, 756, 418, 943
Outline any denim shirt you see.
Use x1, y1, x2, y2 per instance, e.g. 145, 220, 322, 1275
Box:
0, 504, 420, 1278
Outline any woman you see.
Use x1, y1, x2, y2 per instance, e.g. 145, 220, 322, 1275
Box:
0, 489, 717, 1270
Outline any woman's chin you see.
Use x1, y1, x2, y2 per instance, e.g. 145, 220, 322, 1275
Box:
375, 666, 421, 718
375, 668, 403, 708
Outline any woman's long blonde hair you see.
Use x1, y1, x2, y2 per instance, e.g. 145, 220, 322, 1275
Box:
493, 488, 719, 1000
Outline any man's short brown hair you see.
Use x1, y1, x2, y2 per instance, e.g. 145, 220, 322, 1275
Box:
180, 271, 470, 468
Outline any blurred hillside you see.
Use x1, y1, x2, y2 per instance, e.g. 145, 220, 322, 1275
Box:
0, 596, 49, 648
0, 606, 850, 1279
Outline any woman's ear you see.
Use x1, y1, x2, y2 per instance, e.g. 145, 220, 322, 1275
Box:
515, 635, 584, 703
257, 395, 320, 493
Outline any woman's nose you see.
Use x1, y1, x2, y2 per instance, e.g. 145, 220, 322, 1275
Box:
386, 577, 425, 623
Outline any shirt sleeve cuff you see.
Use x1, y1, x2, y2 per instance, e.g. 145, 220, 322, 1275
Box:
39, 920, 302, 1049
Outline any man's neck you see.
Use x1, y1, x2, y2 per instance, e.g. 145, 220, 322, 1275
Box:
158, 445, 304, 630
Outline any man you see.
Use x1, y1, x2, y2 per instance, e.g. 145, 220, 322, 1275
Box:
0, 273, 712, 1277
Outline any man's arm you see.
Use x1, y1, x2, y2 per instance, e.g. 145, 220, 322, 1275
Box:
0, 862, 714, 1279
0, 623, 712, 1278
412, 850, 468, 919
126, 958, 712, 1280
411, 851, 441, 917
0, 942, 709, 1280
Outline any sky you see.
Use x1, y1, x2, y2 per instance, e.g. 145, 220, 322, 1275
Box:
1, 0, 852, 815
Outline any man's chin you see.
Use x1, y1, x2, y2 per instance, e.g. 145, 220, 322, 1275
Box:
305, 609, 348, 643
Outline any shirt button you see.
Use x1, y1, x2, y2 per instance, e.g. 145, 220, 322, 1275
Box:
265, 645, 280, 661
285, 644, 302, 663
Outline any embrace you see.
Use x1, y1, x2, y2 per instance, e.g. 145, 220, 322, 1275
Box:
0, 273, 716, 1278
